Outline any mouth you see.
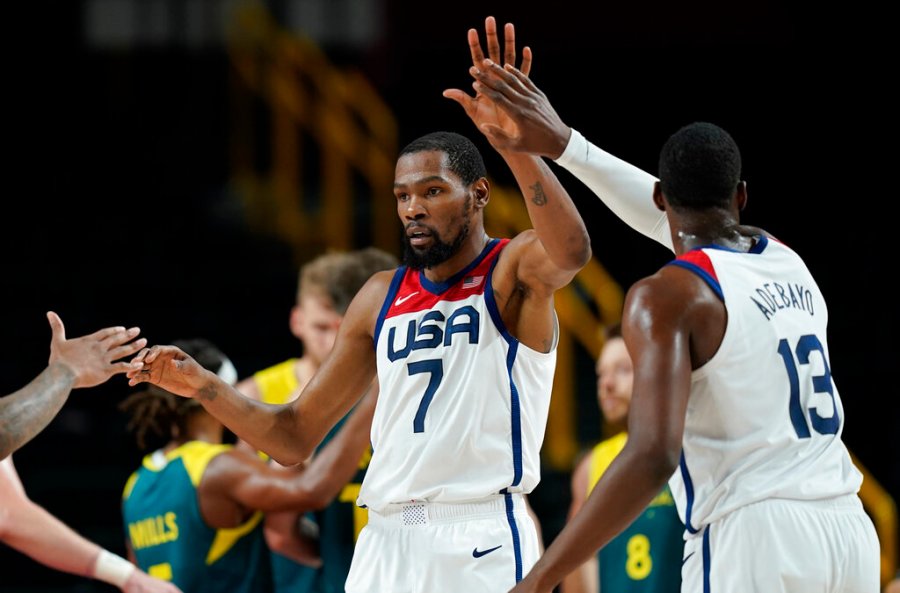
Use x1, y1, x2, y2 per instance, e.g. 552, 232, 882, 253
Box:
406, 226, 434, 247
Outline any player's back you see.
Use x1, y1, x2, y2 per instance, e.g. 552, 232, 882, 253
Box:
668, 235, 862, 533
122, 441, 272, 593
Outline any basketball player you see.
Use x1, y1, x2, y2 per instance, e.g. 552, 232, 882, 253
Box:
235, 247, 397, 593
457, 48, 878, 590
120, 338, 376, 593
1, 311, 146, 459
561, 323, 682, 593
0, 454, 181, 592
123, 42, 592, 590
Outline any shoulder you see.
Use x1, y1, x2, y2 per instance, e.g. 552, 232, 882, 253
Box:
626, 265, 721, 325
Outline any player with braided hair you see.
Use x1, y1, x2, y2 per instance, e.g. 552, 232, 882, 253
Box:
120, 338, 376, 593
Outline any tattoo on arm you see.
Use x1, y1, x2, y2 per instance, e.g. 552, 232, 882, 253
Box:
0, 365, 75, 458
529, 182, 548, 206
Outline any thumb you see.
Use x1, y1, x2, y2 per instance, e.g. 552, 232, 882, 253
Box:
442, 89, 471, 108
47, 311, 65, 342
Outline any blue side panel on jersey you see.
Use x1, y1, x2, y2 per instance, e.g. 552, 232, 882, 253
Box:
507, 341, 522, 486
419, 238, 500, 295
504, 493, 523, 583
679, 452, 699, 534
668, 260, 724, 302
373, 266, 407, 347
484, 248, 523, 487
702, 525, 711, 593
484, 252, 515, 345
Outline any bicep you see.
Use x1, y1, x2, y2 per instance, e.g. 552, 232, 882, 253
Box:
503, 231, 580, 295
622, 281, 693, 456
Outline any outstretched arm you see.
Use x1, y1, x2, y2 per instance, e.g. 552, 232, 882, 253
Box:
0, 457, 181, 592
444, 17, 671, 251
127, 273, 388, 466
0, 312, 145, 458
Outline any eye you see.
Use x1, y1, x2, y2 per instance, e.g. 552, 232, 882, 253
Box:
426, 187, 442, 197
396, 192, 409, 202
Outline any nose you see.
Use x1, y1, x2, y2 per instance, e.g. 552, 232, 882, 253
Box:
404, 196, 427, 221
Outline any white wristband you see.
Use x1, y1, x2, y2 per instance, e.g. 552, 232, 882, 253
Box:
93, 549, 135, 588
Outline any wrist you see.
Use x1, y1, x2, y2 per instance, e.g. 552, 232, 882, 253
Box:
92, 549, 135, 589
549, 126, 572, 160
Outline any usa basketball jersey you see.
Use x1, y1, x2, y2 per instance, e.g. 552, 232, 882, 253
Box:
358, 238, 557, 511
668, 235, 862, 535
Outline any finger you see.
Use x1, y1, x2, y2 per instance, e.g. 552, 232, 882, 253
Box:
467, 28, 484, 66
505, 63, 539, 94
472, 80, 518, 115
142, 345, 162, 364
484, 60, 531, 96
108, 337, 148, 361
89, 325, 129, 342
101, 326, 141, 348
131, 347, 151, 364
46, 311, 65, 342
521, 46, 532, 77
485, 16, 501, 64
110, 360, 145, 375
503, 22, 516, 67
474, 63, 526, 102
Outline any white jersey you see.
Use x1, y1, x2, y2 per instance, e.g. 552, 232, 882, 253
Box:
669, 235, 862, 535
358, 239, 557, 512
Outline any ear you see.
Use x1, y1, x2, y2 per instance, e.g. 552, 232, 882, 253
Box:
473, 177, 490, 210
289, 305, 305, 340
735, 181, 748, 211
652, 181, 666, 212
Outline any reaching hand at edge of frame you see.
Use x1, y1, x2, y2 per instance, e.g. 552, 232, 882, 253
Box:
122, 569, 184, 593
442, 16, 533, 152
444, 16, 573, 160
125, 345, 212, 400
47, 311, 146, 389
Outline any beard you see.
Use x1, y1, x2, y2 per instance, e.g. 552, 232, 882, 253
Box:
402, 219, 470, 270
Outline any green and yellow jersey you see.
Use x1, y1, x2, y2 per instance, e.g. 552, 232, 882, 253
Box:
121, 441, 272, 593
588, 432, 683, 592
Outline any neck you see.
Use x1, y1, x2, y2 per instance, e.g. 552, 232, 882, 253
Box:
669, 208, 754, 254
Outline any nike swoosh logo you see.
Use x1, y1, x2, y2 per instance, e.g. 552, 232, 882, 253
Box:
395, 292, 419, 306
472, 545, 502, 558
682, 552, 695, 566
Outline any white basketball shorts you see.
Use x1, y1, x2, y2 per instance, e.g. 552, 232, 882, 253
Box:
680, 494, 879, 592
344, 493, 540, 593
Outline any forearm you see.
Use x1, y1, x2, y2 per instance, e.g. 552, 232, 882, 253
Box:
0, 496, 101, 577
554, 129, 672, 251
299, 391, 376, 509
504, 152, 591, 271
523, 447, 673, 591
196, 376, 313, 465
0, 363, 75, 458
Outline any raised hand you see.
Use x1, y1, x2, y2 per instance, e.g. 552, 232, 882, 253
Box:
443, 16, 533, 151
465, 60, 571, 160
126, 345, 211, 399
47, 312, 146, 389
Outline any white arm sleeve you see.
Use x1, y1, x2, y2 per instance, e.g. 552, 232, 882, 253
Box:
555, 129, 674, 252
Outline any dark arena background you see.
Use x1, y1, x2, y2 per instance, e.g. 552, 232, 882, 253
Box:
2, 1, 896, 590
